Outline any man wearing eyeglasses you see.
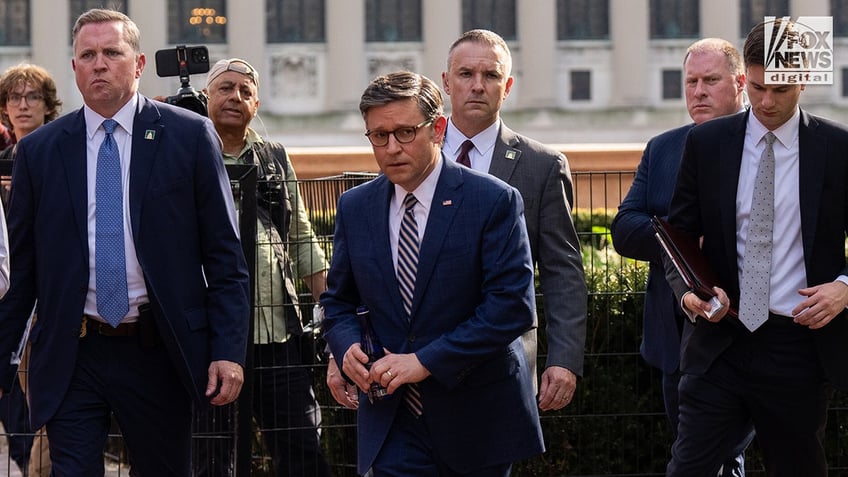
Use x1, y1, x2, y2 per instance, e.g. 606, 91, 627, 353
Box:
321, 71, 544, 476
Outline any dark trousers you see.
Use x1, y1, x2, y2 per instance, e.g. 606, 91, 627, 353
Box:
194, 338, 330, 477
46, 331, 191, 476
663, 370, 754, 476
0, 379, 32, 472
668, 316, 829, 477
372, 409, 512, 477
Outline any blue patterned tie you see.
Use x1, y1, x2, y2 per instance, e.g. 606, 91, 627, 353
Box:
95, 119, 129, 327
397, 193, 423, 416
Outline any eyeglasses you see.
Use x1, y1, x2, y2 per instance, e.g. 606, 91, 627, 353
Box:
365, 119, 433, 147
7, 92, 44, 106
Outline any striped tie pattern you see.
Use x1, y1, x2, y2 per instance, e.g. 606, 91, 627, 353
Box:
738, 132, 776, 332
397, 193, 423, 416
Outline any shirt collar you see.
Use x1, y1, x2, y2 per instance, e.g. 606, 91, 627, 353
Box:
223, 127, 263, 162
747, 106, 800, 148
393, 155, 443, 216
445, 118, 500, 157
84, 92, 139, 139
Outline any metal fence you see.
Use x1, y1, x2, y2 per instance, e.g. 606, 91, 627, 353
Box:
1, 169, 847, 476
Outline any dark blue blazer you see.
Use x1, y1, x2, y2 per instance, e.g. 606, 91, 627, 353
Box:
611, 123, 693, 374
667, 110, 848, 390
0, 97, 251, 429
321, 158, 544, 474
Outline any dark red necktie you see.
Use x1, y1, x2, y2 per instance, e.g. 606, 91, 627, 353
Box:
456, 140, 474, 167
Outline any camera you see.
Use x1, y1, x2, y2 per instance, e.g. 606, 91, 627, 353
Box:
154, 45, 210, 116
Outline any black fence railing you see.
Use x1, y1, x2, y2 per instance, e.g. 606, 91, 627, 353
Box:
1, 169, 847, 476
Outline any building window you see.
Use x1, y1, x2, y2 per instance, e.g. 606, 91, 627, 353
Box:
267, 0, 325, 43
557, 0, 609, 40
740, 0, 789, 37
650, 0, 699, 39
0, 0, 29, 46
662, 69, 682, 99
69, 1, 127, 44
570, 70, 591, 101
167, 0, 227, 44
842, 67, 848, 96
833, 0, 848, 37
366, 0, 421, 42
461, 0, 516, 41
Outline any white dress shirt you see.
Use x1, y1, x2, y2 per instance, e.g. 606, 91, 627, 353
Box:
83, 93, 148, 322
389, 157, 443, 271
444, 119, 500, 173
736, 109, 805, 317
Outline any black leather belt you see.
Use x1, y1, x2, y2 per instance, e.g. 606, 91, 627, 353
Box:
81, 315, 138, 337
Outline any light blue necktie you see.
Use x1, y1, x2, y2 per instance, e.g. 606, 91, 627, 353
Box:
95, 119, 129, 327
739, 132, 776, 332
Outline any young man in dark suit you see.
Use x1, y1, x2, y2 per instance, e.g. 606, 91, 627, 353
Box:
611, 38, 754, 476
665, 19, 848, 475
0, 9, 250, 475
321, 71, 544, 476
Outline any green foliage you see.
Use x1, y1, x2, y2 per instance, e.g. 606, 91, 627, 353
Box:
310, 207, 848, 476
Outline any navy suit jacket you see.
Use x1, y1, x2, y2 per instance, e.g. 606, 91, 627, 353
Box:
666, 109, 848, 390
611, 123, 693, 374
489, 124, 587, 378
321, 158, 544, 474
0, 97, 251, 429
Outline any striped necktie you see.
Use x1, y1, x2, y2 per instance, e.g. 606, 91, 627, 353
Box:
397, 193, 423, 416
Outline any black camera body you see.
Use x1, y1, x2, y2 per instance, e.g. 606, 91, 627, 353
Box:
154, 45, 210, 116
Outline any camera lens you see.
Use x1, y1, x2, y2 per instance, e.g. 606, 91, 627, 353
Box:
192, 48, 208, 64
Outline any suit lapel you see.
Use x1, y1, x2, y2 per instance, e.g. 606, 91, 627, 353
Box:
411, 159, 463, 318
370, 177, 408, 319
798, 110, 825, 263
719, 111, 748, 275
60, 110, 90, 254
128, 97, 164, 242
488, 125, 522, 182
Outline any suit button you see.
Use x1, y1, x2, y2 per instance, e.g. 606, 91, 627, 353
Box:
408, 334, 416, 343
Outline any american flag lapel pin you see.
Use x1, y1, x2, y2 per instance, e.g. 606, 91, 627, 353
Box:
442, 199, 452, 206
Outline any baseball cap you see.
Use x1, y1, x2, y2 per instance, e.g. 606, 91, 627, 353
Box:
206, 58, 259, 88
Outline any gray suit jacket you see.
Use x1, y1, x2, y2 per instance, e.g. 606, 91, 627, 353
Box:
488, 124, 587, 379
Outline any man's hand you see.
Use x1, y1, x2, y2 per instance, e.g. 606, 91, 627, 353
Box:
206, 360, 244, 406
326, 358, 359, 409
792, 281, 848, 329
538, 366, 577, 411
369, 352, 430, 395
682, 287, 730, 322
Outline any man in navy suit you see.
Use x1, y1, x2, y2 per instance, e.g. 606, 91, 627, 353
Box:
0, 9, 250, 475
665, 20, 848, 475
611, 38, 754, 475
321, 71, 544, 476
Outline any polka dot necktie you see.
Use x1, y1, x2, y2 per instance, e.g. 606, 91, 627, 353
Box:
95, 119, 129, 328
738, 132, 776, 332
